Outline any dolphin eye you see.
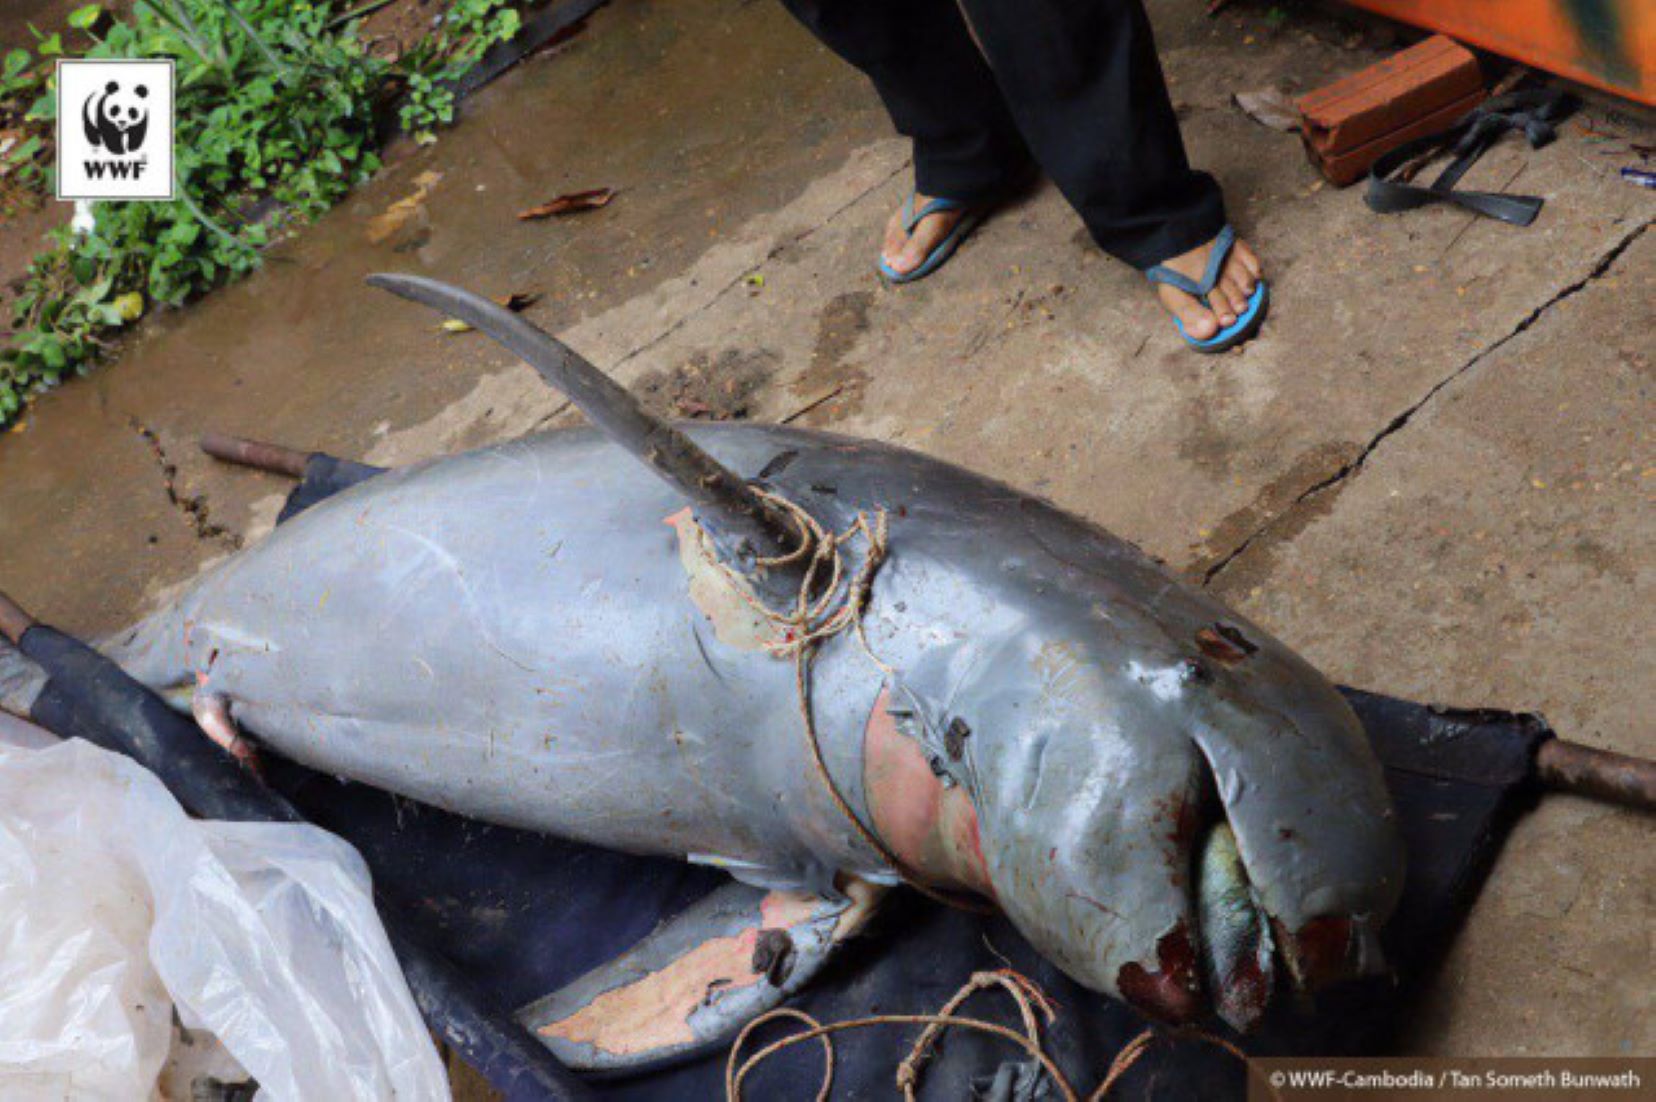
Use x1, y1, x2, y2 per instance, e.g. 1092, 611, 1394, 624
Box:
1179, 658, 1212, 686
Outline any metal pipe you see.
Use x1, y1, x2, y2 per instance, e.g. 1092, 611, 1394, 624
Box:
1536, 737, 1656, 813
200, 432, 311, 478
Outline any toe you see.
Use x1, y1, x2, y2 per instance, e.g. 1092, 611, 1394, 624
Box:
1212, 290, 1238, 329
1220, 275, 1253, 319
881, 211, 909, 269
889, 234, 929, 276
1159, 285, 1219, 340
1233, 239, 1264, 281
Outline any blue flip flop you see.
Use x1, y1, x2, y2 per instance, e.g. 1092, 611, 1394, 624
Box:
878, 194, 987, 284
1144, 225, 1269, 353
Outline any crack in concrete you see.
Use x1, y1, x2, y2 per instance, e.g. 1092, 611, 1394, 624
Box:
1200, 216, 1650, 588
129, 419, 244, 551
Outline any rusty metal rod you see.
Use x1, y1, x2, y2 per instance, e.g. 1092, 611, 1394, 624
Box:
0, 589, 34, 646
1536, 738, 1656, 813
200, 432, 311, 478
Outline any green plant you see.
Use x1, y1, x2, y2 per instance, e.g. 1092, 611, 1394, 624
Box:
0, 0, 528, 424
398, 0, 520, 142
2, 0, 391, 420
0, 22, 67, 195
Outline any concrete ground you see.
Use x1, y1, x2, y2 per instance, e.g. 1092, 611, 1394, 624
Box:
0, 0, 1649, 1074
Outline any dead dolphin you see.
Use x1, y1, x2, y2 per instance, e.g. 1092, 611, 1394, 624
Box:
1, 277, 1403, 1068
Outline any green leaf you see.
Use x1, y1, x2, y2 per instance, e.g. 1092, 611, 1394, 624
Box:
67, 4, 102, 31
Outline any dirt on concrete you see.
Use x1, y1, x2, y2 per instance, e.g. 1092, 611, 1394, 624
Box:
0, 0, 1650, 1077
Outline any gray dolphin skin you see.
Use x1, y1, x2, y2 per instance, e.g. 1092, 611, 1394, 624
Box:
38, 277, 1403, 1060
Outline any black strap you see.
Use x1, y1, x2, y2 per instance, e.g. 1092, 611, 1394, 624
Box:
1365, 88, 1578, 227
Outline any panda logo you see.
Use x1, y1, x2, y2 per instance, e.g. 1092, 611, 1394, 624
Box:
82, 80, 149, 156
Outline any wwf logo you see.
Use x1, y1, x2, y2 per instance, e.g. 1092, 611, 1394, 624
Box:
82, 79, 150, 156
56, 58, 174, 200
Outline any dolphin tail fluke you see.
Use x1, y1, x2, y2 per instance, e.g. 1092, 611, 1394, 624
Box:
517, 878, 886, 1073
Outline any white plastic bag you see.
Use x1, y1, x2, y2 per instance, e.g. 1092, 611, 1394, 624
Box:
0, 715, 449, 1101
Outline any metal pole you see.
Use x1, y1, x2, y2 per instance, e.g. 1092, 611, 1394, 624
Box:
1536, 738, 1656, 813
200, 431, 312, 478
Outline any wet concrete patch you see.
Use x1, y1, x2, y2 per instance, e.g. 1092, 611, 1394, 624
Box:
790, 289, 874, 424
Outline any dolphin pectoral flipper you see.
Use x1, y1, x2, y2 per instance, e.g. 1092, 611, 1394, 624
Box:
191, 690, 261, 773
518, 878, 885, 1073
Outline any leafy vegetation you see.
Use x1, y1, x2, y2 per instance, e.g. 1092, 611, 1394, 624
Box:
0, 0, 523, 425
400, 0, 521, 141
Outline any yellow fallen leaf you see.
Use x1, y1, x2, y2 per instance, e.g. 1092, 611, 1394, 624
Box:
112, 291, 144, 322
440, 319, 474, 334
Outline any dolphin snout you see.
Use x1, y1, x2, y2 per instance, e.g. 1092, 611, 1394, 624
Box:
1116, 920, 1205, 1023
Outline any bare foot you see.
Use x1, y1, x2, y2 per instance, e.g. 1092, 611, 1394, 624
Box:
1152, 235, 1264, 340
881, 193, 970, 276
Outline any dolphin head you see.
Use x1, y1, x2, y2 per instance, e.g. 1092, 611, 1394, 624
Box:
929, 590, 1404, 1029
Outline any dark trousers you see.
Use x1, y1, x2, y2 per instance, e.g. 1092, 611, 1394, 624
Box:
781, 0, 1226, 269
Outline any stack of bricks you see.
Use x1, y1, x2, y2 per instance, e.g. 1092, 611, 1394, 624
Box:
1297, 35, 1487, 186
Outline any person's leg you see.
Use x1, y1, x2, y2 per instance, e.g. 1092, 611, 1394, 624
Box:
781, 0, 1034, 276
956, 0, 1261, 338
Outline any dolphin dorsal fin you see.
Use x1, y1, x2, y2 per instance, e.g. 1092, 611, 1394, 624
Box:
367, 273, 802, 565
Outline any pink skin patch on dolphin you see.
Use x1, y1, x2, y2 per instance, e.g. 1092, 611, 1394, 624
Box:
537, 890, 822, 1057
861, 687, 995, 901
191, 689, 261, 774
663, 507, 780, 652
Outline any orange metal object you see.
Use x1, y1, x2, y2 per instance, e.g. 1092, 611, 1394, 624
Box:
1340, 0, 1655, 106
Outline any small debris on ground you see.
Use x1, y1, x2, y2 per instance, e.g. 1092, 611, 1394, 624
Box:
493, 291, 541, 311
636, 349, 775, 421
439, 290, 540, 334
1234, 88, 1300, 132
517, 188, 615, 220
366, 170, 443, 244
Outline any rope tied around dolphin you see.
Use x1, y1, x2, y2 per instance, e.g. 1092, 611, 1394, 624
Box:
707, 487, 990, 913
724, 967, 1268, 1101
707, 493, 1268, 1100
